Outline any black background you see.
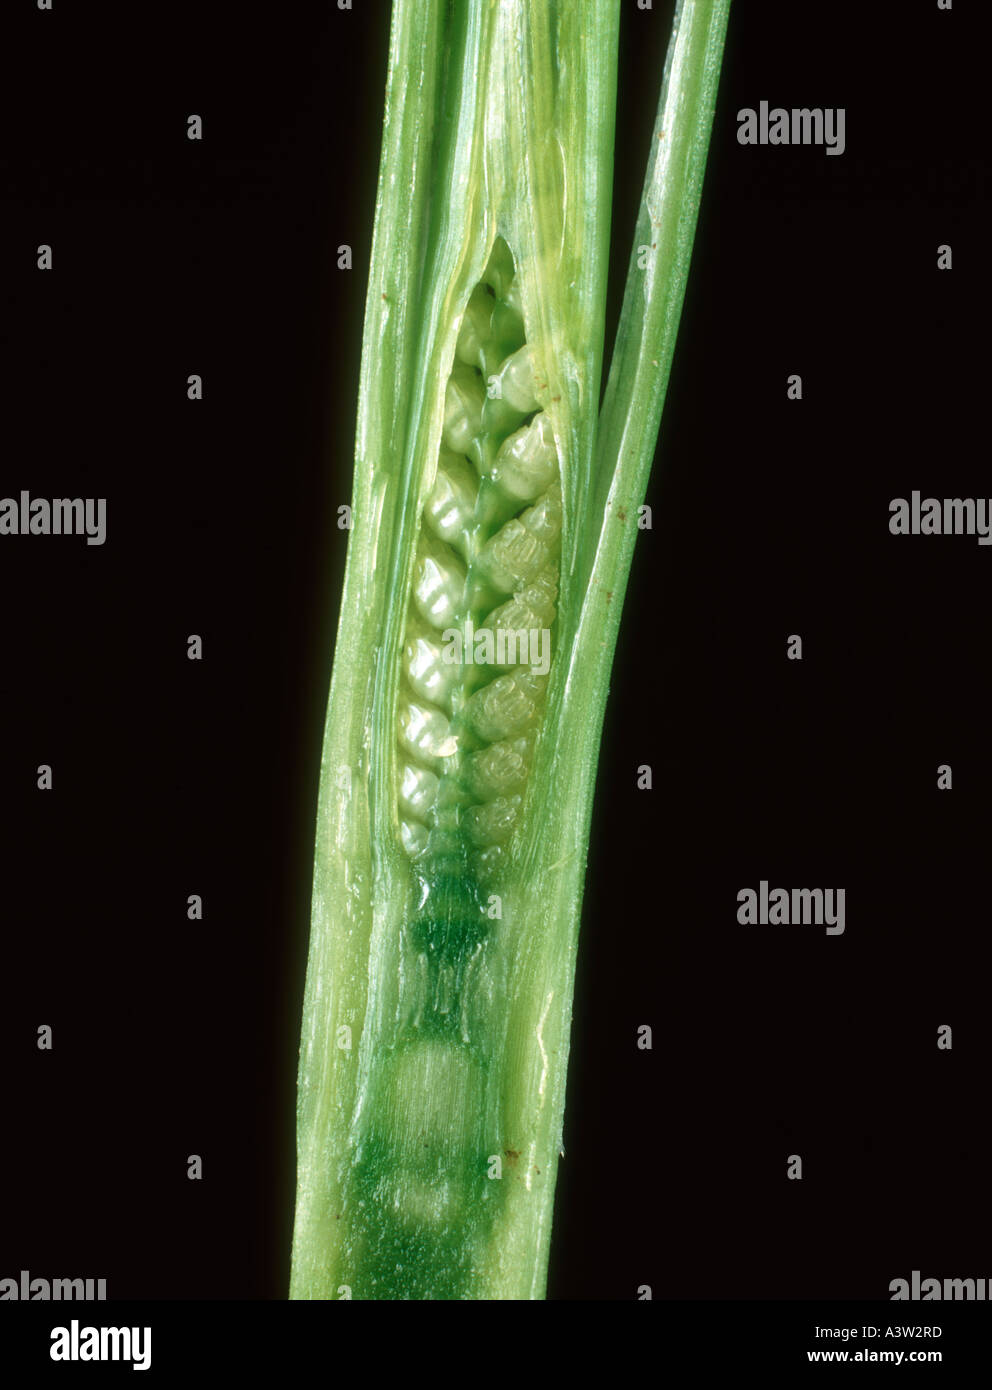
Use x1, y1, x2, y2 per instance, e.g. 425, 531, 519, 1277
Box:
0, 0, 988, 1303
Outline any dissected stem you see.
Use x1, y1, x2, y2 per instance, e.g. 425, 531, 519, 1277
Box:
290, 0, 730, 1301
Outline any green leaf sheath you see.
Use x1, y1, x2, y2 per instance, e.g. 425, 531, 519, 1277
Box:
291, 0, 730, 1300
584, 0, 732, 672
